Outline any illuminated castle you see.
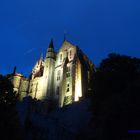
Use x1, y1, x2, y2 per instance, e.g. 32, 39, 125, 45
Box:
10, 39, 95, 107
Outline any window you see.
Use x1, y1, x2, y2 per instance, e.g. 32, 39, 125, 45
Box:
66, 83, 70, 92
57, 70, 61, 81
66, 72, 70, 77
67, 88, 70, 92
60, 54, 63, 62
69, 50, 72, 59
66, 66, 70, 72
66, 66, 70, 77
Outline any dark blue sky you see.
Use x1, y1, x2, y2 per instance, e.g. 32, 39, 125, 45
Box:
0, 0, 140, 76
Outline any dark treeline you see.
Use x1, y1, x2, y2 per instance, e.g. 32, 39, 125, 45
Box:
89, 53, 140, 140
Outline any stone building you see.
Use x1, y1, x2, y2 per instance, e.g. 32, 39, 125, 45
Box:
10, 39, 95, 107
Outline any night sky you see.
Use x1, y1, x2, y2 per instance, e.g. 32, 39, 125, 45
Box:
0, 0, 140, 76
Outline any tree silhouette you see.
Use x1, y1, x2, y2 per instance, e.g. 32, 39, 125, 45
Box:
0, 75, 23, 140
0, 75, 16, 105
92, 53, 140, 140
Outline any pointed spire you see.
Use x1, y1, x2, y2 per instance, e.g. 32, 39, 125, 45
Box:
46, 39, 55, 59
48, 39, 54, 49
47, 39, 54, 52
38, 53, 43, 65
13, 66, 16, 75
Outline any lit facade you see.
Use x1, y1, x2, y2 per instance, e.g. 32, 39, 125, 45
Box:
10, 39, 95, 107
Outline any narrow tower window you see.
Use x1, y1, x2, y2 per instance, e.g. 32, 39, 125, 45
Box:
66, 66, 70, 72
66, 66, 70, 77
60, 54, 63, 62
69, 50, 72, 59
66, 83, 70, 92
57, 70, 61, 81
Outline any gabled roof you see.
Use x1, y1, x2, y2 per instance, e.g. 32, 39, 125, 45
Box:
59, 40, 77, 52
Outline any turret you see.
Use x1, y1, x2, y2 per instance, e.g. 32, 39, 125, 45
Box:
42, 39, 56, 100
31, 54, 43, 80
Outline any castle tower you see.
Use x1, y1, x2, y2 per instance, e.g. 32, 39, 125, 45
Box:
53, 40, 77, 107
42, 39, 56, 100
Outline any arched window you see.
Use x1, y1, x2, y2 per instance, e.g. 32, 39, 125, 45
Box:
57, 70, 61, 81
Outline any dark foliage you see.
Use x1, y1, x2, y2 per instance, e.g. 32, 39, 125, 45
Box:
91, 53, 140, 140
0, 75, 23, 140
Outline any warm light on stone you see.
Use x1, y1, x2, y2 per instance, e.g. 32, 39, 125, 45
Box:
10, 39, 95, 107
75, 59, 82, 101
